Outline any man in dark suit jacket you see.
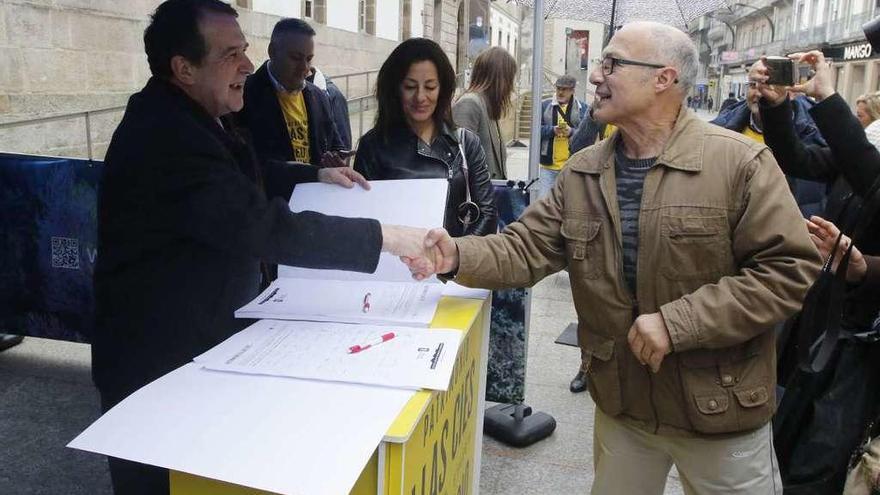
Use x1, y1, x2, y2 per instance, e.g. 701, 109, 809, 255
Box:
94, 2, 425, 493
238, 18, 345, 167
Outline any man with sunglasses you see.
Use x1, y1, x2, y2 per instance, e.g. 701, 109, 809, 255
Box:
407, 21, 820, 494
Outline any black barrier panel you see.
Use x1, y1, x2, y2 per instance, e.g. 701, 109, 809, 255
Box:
0, 153, 101, 342
486, 181, 531, 404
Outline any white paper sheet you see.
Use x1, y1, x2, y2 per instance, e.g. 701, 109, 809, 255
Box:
280, 179, 447, 283
235, 278, 443, 327
441, 281, 491, 300
194, 319, 461, 391
68, 363, 414, 495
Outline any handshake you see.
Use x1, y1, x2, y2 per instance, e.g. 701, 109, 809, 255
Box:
380, 225, 461, 280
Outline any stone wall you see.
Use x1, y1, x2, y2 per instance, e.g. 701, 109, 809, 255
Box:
0, 0, 400, 158
421, 0, 465, 72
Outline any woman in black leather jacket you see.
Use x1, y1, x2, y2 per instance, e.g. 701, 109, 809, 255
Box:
354, 38, 497, 237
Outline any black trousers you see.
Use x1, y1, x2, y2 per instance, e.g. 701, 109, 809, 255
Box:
99, 387, 169, 495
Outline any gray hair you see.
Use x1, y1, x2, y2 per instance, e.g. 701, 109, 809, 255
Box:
555, 75, 577, 88
624, 21, 698, 95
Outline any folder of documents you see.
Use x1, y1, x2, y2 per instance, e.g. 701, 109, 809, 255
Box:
235, 179, 448, 326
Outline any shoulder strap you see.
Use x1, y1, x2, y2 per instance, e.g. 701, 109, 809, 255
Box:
797, 175, 880, 372
457, 128, 469, 178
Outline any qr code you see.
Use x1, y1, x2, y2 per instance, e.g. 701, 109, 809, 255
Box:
51, 236, 80, 270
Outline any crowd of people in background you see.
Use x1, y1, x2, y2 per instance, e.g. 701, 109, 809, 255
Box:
83, 0, 880, 493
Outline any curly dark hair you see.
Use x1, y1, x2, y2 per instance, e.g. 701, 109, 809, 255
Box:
144, 0, 238, 79
373, 38, 457, 140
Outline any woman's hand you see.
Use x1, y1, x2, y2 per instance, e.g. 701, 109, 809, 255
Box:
806, 215, 867, 284
317, 167, 370, 190
787, 51, 837, 102
752, 58, 788, 107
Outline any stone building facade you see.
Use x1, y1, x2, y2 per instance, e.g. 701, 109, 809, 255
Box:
0, 0, 470, 158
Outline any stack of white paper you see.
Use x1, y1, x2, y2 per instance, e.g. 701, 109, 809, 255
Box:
68, 363, 414, 495
236, 278, 443, 326
236, 179, 448, 326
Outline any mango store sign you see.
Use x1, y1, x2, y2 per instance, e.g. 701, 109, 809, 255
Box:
844, 42, 874, 61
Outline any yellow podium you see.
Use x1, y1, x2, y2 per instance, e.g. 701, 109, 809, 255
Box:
170, 295, 491, 495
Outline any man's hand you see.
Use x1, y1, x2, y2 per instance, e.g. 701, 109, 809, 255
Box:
381, 225, 443, 280
316, 166, 370, 190
806, 215, 867, 284
553, 125, 571, 138
752, 58, 788, 107
787, 51, 836, 101
627, 313, 672, 373
396, 228, 459, 281
423, 228, 459, 276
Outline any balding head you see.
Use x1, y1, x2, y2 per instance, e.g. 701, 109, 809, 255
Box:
618, 21, 698, 95
589, 21, 696, 128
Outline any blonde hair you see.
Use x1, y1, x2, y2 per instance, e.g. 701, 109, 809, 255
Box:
857, 92, 880, 123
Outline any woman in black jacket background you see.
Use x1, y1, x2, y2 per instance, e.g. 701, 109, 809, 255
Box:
354, 38, 497, 237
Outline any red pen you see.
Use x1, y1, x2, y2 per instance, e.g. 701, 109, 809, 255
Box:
348, 332, 396, 354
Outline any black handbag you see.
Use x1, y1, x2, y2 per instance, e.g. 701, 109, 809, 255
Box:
774, 178, 880, 494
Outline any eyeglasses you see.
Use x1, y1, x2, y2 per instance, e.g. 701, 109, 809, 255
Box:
594, 57, 668, 76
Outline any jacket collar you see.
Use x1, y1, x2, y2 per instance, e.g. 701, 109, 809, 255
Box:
264, 61, 316, 96
143, 77, 227, 135
569, 105, 705, 174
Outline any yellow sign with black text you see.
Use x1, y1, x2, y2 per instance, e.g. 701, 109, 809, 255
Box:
384, 304, 483, 495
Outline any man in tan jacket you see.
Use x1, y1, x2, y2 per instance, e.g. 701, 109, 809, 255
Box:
408, 21, 820, 494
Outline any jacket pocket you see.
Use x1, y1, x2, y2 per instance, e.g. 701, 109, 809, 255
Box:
678, 343, 773, 434
660, 214, 732, 281
583, 332, 623, 415
560, 216, 603, 280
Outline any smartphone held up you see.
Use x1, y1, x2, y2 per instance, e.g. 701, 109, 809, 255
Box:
764, 56, 797, 87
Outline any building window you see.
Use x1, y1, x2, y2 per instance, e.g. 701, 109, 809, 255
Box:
359, 0, 376, 35
401, 0, 412, 39
433, 0, 443, 42
303, 0, 326, 24
497, 29, 502, 46
235, 0, 251, 8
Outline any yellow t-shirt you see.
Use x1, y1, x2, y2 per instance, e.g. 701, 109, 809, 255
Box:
548, 104, 570, 171
275, 90, 311, 163
601, 124, 617, 140
741, 125, 765, 144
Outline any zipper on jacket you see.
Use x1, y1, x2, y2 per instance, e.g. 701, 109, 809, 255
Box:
636, 167, 662, 434
416, 146, 457, 180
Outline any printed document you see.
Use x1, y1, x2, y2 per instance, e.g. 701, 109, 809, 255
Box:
236, 278, 443, 327
194, 319, 462, 391
235, 179, 448, 326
